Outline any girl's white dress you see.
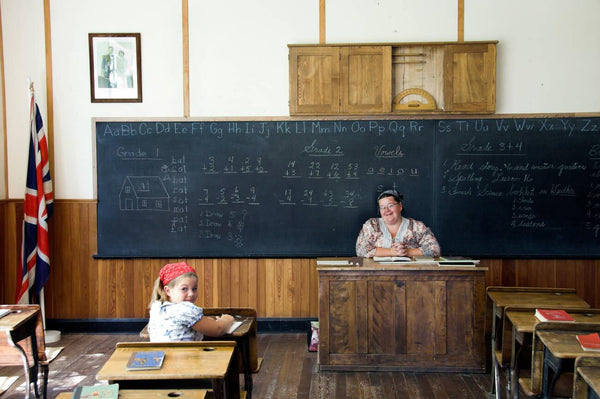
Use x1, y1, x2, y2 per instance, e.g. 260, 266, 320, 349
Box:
148, 300, 204, 341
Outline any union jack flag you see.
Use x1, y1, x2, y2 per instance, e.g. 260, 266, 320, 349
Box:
16, 95, 53, 304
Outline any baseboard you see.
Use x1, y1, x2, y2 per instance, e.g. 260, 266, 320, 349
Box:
47, 317, 317, 334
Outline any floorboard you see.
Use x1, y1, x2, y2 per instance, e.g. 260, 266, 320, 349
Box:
0, 332, 502, 398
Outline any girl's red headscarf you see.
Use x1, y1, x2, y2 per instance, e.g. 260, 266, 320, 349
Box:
159, 262, 196, 286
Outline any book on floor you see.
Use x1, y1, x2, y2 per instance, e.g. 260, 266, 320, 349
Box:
534, 308, 575, 322
73, 383, 119, 399
576, 332, 600, 352
125, 350, 165, 371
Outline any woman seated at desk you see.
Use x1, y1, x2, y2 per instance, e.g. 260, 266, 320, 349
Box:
356, 189, 441, 258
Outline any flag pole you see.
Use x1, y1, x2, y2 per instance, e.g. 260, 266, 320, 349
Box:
39, 287, 60, 343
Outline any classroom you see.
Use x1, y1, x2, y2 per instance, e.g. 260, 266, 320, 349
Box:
1, 1, 600, 398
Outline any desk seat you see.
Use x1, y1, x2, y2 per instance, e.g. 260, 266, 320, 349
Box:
573, 356, 600, 399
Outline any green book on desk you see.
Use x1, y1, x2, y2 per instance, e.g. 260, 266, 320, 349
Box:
73, 383, 118, 399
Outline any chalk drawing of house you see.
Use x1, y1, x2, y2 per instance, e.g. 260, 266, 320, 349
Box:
119, 176, 170, 211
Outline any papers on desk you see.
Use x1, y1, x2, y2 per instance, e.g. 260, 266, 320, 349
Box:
0, 309, 10, 319
228, 320, 243, 334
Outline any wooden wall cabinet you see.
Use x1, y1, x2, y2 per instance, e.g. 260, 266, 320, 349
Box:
289, 45, 391, 115
317, 263, 487, 372
289, 41, 497, 115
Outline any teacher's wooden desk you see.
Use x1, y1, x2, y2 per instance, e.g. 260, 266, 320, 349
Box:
486, 287, 589, 398
317, 258, 487, 372
0, 304, 47, 399
96, 341, 240, 399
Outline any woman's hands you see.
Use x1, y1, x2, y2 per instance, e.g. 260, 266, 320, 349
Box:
391, 242, 408, 256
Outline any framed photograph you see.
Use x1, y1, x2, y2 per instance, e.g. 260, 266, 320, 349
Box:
89, 33, 142, 102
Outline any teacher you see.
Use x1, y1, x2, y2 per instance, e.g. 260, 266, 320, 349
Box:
356, 189, 441, 258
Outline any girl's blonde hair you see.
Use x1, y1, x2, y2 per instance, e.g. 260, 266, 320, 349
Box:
148, 272, 197, 308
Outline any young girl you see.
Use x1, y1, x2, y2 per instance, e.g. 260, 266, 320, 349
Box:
148, 261, 234, 341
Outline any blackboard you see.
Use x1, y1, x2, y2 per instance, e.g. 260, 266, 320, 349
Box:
94, 117, 600, 258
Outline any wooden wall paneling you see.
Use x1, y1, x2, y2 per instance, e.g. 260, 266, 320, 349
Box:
2, 200, 600, 320
257, 259, 267, 317
556, 259, 578, 289
230, 258, 241, 307
574, 259, 600, 306
291, 259, 303, 317
284, 258, 295, 317
500, 258, 517, 286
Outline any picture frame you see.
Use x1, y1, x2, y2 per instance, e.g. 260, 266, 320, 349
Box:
88, 33, 142, 102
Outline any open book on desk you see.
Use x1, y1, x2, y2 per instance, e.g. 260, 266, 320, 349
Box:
373, 256, 411, 263
437, 257, 480, 266
317, 257, 364, 266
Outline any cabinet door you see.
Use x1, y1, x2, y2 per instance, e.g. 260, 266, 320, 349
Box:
289, 47, 340, 115
444, 43, 496, 113
340, 46, 392, 114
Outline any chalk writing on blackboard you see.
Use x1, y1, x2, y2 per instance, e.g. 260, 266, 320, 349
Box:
96, 117, 599, 257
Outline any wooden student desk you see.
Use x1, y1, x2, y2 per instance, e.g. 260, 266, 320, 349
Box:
96, 341, 240, 399
56, 388, 209, 399
574, 356, 600, 399
203, 308, 260, 399
317, 258, 487, 372
486, 287, 589, 398
140, 307, 260, 399
527, 323, 600, 399
0, 304, 48, 399
505, 308, 600, 399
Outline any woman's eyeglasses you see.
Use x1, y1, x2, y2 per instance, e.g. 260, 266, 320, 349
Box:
379, 203, 398, 211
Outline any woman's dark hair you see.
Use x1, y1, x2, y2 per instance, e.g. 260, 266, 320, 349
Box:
377, 189, 403, 203
377, 189, 405, 215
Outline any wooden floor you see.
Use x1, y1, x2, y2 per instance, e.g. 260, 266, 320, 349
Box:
0, 332, 498, 399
